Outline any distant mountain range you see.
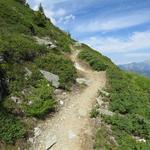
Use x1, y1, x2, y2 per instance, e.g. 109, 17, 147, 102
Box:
119, 61, 150, 77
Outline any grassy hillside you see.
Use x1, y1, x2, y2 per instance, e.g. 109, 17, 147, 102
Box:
78, 45, 150, 149
0, 0, 76, 146
1, 0, 150, 149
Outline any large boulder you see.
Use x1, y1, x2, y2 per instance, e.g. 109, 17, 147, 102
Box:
40, 70, 60, 88
34, 36, 57, 49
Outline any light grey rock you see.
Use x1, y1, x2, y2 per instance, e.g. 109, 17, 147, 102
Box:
34, 127, 41, 138
11, 96, 22, 104
25, 67, 32, 77
34, 36, 57, 49
76, 78, 90, 86
50, 44, 57, 49
96, 96, 103, 106
28, 101, 33, 106
98, 108, 114, 116
40, 70, 60, 88
60, 100, 64, 106
54, 89, 63, 95
34, 36, 52, 45
132, 136, 146, 143
28, 137, 34, 143
99, 89, 110, 97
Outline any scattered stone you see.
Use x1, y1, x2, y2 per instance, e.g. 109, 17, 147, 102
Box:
54, 89, 63, 95
68, 130, 76, 139
96, 96, 103, 106
11, 96, 22, 104
109, 136, 116, 144
28, 138, 34, 143
28, 101, 33, 106
34, 127, 41, 137
76, 78, 90, 86
98, 108, 114, 116
99, 89, 110, 97
60, 100, 64, 106
132, 136, 146, 143
50, 44, 57, 49
40, 70, 60, 88
25, 67, 32, 77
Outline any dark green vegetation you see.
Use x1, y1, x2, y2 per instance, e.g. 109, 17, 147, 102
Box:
35, 54, 76, 89
0, 110, 26, 144
78, 44, 114, 71
78, 46, 150, 149
0, 0, 76, 145
1, 0, 150, 149
93, 125, 117, 150
90, 105, 99, 118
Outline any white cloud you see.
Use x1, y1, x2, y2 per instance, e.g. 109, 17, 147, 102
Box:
116, 52, 150, 64
45, 8, 66, 24
82, 31, 150, 53
32, 0, 68, 5
76, 10, 150, 32
56, 8, 66, 17
58, 14, 75, 24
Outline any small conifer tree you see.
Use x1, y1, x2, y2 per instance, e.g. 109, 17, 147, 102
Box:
17, 0, 26, 5
38, 3, 44, 14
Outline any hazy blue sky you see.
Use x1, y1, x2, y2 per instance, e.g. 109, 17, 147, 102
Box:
28, 0, 150, 64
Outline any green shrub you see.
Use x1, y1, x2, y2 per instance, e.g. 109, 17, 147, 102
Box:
90, 106, 99, 118
78, 47, 150, 149
35, 53, 76, 89
34, 11, 47, 28
1, 34, 48, 63
0, 110, 26, 144
94, 125, 118, 150
24, 79, 56, 117
78, 45, 113, 71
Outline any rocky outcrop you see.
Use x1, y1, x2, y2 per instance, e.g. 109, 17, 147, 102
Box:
40, 70, 60, 88
34, 36, 57, 49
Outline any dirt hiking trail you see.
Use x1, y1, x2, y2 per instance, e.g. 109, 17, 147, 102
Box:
31, 51, 106, 150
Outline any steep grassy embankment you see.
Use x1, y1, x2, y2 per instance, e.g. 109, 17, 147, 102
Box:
0, 0, 76, 146
78, 45, 150, 149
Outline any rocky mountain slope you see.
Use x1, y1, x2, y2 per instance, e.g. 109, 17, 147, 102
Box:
119, 61, 150, 77
0, 0, 150, 150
